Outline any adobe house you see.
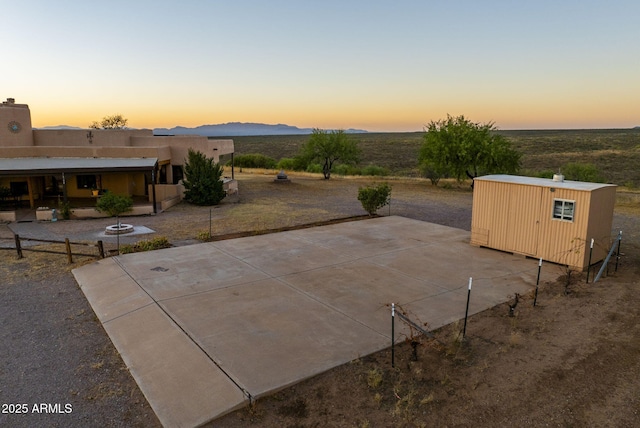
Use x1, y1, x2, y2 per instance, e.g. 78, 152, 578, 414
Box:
470, 174, 617, 270
0, 98, 236, 220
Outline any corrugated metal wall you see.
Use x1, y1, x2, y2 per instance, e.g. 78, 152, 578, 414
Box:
537, 187, 591, 268
471, 177, 617, 269
585, 187, 618, 265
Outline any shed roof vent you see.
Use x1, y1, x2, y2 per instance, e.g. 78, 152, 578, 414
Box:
552, 174, 564, 182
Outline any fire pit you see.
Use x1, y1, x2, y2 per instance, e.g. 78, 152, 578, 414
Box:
105, 223, 134, 235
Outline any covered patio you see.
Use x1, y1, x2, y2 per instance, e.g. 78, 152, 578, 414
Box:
0, 157, 159, 221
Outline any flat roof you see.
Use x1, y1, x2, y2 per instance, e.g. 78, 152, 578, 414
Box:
476, 174, 617, 191
0, 157, 158, 176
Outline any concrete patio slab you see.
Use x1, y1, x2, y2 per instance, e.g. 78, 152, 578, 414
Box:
73, 216, 557, 427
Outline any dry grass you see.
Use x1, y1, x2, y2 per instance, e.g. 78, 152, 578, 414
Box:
615, 190, 640, 216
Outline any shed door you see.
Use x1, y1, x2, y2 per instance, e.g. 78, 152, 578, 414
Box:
506, 186, 542, 256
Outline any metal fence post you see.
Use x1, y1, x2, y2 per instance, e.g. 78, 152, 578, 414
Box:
534, 258, 542, 306
586, 238, 594, 283
391, 303, 395, 368
462, 278, 472, 339
615, 231, 622, 272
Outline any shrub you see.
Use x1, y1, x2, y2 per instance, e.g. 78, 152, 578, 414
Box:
361, 165, 389, 177
333, 164, 361, 176
59, 201, 71, 220
367, 368, 383, 389
358, 182, 392, 216
306, 163, 323, 174
196, 230, 211, 241
561, 162, 605, 182
521, 169, 554, 179
183, 149, 226, 206
120, 236, 170, 254
95, 192, 133, 217
231, 153, 277, 169
277, 156, 307, 171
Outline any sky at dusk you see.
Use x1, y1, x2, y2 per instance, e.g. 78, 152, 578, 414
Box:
5, 0, 639, 132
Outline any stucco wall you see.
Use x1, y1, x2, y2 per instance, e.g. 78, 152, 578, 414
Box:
33, 129, 153, 146
0, 145, 170, 162
131, 136, 234, 165
0, 101, 34, 147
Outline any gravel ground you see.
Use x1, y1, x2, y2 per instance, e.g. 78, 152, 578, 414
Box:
0, 173, 637, 427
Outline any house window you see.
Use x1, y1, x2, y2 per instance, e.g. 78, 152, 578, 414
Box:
10, 181, 28, 196
76, 175, 97, 190
553, 199, 575, 222
172, 165, 184, 184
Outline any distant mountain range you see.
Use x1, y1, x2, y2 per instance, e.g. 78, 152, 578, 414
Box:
37, 122, 368, 136
153, 122, 368, 136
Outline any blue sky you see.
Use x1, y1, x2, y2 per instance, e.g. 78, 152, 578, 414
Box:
5, 0, 639, 131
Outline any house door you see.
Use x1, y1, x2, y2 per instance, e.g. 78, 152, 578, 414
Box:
506, 186, 542, 256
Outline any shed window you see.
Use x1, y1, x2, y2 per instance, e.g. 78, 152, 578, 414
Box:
553, 199, 575, 221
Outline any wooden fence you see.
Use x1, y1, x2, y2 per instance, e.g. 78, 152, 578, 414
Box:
3, 234, 105, 263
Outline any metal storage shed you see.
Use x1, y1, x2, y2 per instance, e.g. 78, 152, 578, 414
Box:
470, 174, 617, 270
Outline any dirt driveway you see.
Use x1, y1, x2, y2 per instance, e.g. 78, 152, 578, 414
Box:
1, 172, 638, 427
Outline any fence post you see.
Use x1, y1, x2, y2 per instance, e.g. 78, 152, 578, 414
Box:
586, 238, 594, 283
65, 238, 73, 264
534, 258, 542, 306
14, 234, 23, 259
462, 277, 472, 339
391, 303, 395, 368
97, 240, 105, 259
615, 231, 622, 272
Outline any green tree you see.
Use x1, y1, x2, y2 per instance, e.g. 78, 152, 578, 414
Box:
89, 114, 128, 129
183, 149, 226, 205
357, 182, 391, 216
300, 129, 360, 179
95, 192, 133, 217
419, 115, 520, 187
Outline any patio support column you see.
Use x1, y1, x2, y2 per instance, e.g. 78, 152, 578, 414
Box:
151, 166, 157, 214
27, 176, 35, 209
231, 153, 234, 180
62, 172, 68, 203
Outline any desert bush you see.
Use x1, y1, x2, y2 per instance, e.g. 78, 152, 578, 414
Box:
231, 153, 277, 169
333, 164, 361, 176
276, 157, 307, 171
521, 168, 554, 179
561, 162, 605, 182
306, 163, 323, 174
119, 236, 170, 254
366, 368, 383, 389
358, 182, 391, 216
361, 165, 389, 176
196, 230, 211, 241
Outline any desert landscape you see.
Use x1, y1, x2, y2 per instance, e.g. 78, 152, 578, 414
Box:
1, 129, 639, 427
